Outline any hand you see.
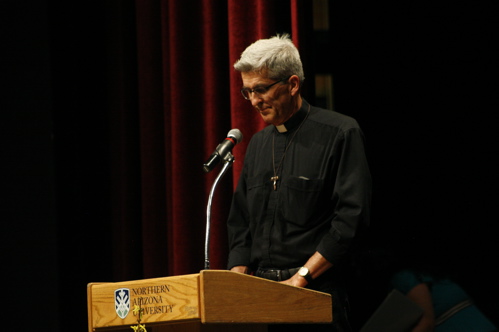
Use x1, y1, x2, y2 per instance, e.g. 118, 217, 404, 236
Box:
230, 265, 251, 274
279, 273, 308, 288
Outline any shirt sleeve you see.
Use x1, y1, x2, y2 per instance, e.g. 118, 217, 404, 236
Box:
391, 269, 433, 294
316, 126, 372, 264
226, 158, 253, 269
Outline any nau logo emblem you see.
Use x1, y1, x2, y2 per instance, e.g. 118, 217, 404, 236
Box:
115, 288, 130, 319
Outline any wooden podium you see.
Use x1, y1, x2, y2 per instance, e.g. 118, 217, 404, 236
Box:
87, 270, 332, 332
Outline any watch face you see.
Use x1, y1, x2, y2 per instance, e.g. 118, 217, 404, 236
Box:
299, 267, 309, 276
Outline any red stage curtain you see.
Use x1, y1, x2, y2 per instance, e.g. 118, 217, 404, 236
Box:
110, 0, 311, 281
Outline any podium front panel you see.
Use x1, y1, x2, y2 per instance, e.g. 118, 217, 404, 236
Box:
87, 274, 200, 330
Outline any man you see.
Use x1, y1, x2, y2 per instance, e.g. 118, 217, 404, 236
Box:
227, 33, 372, 331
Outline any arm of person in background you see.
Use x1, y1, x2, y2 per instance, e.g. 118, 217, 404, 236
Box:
406, 283, 436, 332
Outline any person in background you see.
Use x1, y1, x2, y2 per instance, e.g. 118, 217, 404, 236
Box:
354, 242, 497, 332
391, 264, 497, 332
226, 33, 372, 332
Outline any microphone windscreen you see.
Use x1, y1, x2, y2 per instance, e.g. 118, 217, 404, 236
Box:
227, 129, 243, 144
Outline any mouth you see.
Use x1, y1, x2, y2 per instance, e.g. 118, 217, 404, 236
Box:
256, 105, 269, 113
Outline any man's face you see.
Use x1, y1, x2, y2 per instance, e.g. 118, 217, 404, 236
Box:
240, 72, 294, 126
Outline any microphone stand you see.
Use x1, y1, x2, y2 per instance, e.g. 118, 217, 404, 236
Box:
204, 152, 235, 270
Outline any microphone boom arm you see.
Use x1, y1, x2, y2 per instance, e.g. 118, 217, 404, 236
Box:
204, 152, 235, 270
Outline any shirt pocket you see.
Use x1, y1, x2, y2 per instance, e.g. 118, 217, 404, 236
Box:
280, 176, 324, 225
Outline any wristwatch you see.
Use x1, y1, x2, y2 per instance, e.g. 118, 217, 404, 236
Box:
298, 266, 313, 283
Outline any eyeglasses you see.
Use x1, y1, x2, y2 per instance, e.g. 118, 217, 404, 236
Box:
240, 76, 291, 100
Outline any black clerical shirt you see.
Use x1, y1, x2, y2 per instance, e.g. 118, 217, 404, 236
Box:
227, 99, 371, 271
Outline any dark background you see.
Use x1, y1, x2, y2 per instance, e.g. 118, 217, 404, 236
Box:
2, 1, 497, 331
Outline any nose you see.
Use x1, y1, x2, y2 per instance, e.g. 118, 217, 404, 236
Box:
249, 93, 263, 107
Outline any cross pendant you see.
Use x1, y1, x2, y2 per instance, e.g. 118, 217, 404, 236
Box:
270, 176, 279, 191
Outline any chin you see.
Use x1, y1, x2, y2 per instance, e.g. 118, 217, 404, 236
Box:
262, 117, 276, 125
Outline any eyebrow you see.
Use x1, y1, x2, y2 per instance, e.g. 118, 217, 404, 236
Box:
242, 81, 272, 89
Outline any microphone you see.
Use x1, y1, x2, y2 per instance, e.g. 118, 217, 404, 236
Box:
203, 129, 243, 173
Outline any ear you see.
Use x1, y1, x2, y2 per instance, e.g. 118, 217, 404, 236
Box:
289, 75, 301, 96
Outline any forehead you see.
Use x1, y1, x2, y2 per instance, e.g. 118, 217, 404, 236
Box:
241, 71, 271, 86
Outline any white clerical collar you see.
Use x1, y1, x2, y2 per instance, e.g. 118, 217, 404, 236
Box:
275, 124, 287, 133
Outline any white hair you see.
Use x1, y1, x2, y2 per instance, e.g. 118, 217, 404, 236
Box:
234, 33, 305, 82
